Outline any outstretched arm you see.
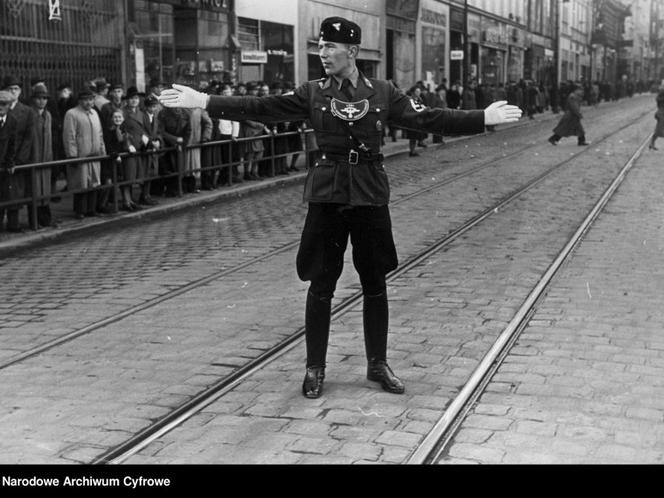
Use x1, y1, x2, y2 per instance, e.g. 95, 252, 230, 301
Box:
388, 82, 521, 134
159, 84, 310, 123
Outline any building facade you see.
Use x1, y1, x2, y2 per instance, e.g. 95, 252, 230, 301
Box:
1, 0, 657, 97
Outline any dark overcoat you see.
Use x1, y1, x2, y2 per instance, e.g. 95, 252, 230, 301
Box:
0, 112, 18, 204
5, 101, 36, 200
31, 108, 53, 203
553, 92, 584, 137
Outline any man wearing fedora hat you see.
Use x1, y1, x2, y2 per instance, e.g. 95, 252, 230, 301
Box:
1, 75, 36, 232
62, 88, 105, 219
160, 16, 522, 399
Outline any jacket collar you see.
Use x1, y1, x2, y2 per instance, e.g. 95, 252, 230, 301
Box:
320, 71, 375, 101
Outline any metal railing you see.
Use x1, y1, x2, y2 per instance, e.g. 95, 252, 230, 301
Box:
1, 128, 316, 230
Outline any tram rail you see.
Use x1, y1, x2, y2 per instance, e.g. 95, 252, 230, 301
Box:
89, 106, 652, 464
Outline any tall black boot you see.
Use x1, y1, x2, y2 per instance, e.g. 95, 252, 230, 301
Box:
363, 291, 405, 394
302, 290, 331, 398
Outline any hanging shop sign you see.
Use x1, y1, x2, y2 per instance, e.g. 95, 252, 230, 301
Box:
241, 50, 268, 64
450, 50, 464, 60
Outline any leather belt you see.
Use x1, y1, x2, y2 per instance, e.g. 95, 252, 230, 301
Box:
320, 149, 383, 165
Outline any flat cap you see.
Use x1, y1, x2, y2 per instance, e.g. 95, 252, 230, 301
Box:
319, 17, 361, 45
144, 95, 159, 107
31, 83, 50, 99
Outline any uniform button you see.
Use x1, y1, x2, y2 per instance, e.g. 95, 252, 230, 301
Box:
348, 122, 354, 127
376, 108, 380, 112
322, 106, 327, 111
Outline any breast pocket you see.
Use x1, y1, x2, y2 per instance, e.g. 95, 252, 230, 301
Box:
311, 102, 341, 133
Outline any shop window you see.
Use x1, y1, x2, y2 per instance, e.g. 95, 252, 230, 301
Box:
135, 2, 174, 88
239, 17, 259, 51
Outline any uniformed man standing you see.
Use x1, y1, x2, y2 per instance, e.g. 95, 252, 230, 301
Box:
159, 17, 522, 399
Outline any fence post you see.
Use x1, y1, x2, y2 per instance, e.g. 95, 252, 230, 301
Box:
112, 155, 121, 213
29, 166, 38, 230
270, 130, 276, 177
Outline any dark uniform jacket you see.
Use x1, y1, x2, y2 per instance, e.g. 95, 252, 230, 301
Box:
207, 73, 485, 206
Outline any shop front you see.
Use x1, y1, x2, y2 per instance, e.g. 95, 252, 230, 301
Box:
386, 0, 419, 91
237, 16, 294, 85
479, 17, 507, 85
448, 4, 464, 85
419, 0, 448, 90
507, 27, 525, 83
128, 0, 235, 91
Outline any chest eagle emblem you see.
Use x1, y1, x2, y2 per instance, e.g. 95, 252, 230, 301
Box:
330, 98, 370, 121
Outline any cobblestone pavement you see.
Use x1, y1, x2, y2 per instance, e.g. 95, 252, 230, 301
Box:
441, 125, 664, 465
0, 95, 657, 464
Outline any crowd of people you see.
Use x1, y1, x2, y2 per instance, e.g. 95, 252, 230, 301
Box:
0, 72, 662, 233
0, 76, 317, 231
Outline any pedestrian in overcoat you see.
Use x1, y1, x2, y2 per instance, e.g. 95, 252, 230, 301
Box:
159, 17, 521, 399
157, 107, 189, 196
62, 89, 105, 218
123, 86, 148, 204
0, 91, 18, 232
140, 95, 162, 204
648, 89, 664, 150
182, 106, 212, 193
1, 75, 36, 231
30, 84, 54, 227
549, 85, 589, 146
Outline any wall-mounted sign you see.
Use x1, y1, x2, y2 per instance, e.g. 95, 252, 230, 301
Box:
450, 50, 464, 60
48, 0, 62, 21
241, 50, 268, 64
180, 0, 230, 12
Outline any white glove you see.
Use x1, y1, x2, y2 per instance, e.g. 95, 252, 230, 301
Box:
159, 84, 209, 109
484, 100, 522, 125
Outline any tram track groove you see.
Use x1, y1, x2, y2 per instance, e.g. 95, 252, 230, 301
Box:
90, 107, 652, 465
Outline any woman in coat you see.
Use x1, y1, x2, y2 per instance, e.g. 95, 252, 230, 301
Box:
548, 85, 589, 146
648, 89, 664, 150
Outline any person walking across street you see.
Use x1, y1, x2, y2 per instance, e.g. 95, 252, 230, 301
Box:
648, 88, 664, 151
548, 84, 589, 146
159, 17, 521, 399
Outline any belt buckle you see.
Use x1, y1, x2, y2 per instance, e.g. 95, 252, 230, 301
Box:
348, 150, 359, 165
